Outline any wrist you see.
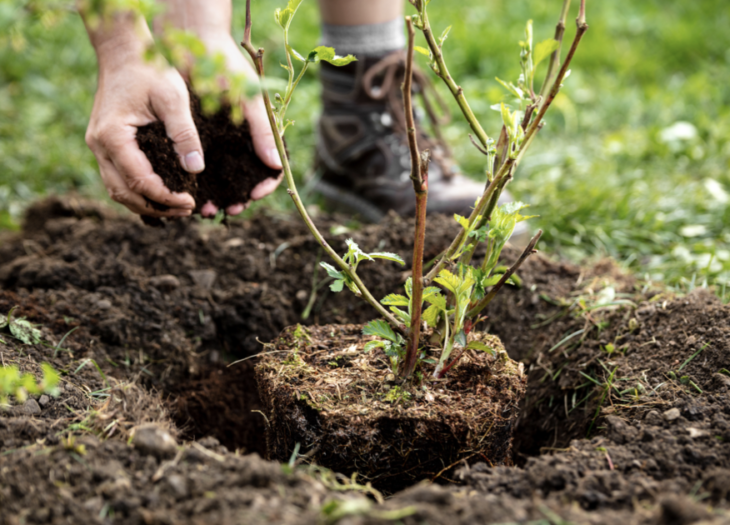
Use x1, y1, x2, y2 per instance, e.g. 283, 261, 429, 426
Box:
86, 12, 154, 72
153, 0, 233, 47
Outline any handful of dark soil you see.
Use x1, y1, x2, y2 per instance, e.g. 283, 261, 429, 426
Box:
137, 94, 279, 216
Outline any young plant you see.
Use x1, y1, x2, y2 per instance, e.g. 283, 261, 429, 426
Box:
0, 363, 60, 408
242, 0, 588, 380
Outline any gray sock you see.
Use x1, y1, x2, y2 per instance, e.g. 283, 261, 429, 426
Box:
320, 17, 405, 57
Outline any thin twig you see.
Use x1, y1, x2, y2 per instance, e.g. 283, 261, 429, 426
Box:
539, 0, 571, 98
240, 0, 404, 334
417, 5, 490, 148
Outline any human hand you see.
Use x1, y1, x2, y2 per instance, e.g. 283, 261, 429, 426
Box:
86, 47, 201, 218
84, 13, 283, 219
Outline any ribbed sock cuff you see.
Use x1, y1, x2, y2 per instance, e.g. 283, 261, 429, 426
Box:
321, 17, 405, 57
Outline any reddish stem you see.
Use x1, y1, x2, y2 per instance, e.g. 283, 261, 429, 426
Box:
436, 347, 465, 379
400, 17, 429, 379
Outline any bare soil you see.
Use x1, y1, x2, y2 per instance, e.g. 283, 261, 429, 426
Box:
0, 195, 729, 524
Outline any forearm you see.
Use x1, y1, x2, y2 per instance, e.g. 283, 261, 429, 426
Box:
153, 0, 233, 44
80, 7, 153, 70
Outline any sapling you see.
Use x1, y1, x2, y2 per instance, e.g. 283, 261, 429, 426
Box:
241, 0, 588, 380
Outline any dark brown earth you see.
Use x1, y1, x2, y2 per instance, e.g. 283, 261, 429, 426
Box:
257, 325, 524, 494
136, 93, 279, 217
1, 196, 729, 524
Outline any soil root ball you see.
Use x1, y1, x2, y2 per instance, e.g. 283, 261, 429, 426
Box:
255, 324, 526, 494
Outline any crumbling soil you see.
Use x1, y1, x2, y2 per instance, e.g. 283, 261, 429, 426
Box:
1, 195, 729, 524
136, 93, 279, 216
257, 325, 524, 494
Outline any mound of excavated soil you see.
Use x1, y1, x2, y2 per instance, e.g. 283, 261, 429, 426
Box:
1, 196, 729, 524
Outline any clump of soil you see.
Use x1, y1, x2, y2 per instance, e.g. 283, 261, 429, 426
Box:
256, 324, 525, 494
136, 93, 279, 215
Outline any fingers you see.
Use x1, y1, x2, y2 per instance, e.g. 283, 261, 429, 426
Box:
200, 201, 218, 218
251, 174, 283, 201
88, 123, 196, 213
244, 96, 283, 170
97, 155, 192, 218
226, 203, 246, 215
151, 85, 206, 174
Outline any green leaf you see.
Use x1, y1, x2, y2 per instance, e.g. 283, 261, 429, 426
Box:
422, 287, 442, 300
320, 262, 345, 280
404, 277, 413, 299
9, 318, 41, 345
439, 25, 452, 46
390, 307, 411, 324
483, 275, 502, 287
425, 293, 446, 310
288, 45, 306, 62
369, 252, 405, 265
422, 304, 441, 328
496, 77, 524, 100
434, 270, 461, 294
364, 340, 386, 352
381, 294, 409, 307
274, 0, 303, 30
308, 46, 357, 66
454, 214, 470, 230
533, 38, 560, 69
414, 46, 431, 57
345, 238, 371, 264
330, 279, 345, 293
466, 341, 495, 355
362, 319, 398, 342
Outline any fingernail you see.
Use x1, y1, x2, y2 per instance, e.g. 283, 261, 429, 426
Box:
266, 148, 282, 169
183, 151, 205, 173
172, 209, 192, 217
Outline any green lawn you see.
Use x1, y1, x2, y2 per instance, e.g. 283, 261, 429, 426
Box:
1, 0, 729, 294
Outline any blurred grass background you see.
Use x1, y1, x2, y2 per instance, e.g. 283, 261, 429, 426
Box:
1, 0, 729, 294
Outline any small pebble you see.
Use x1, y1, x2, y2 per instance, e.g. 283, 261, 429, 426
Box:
38, 395, 51, 408
132, 425, 178, 458
644, 410, 663, 426
11, 398, 41, 416
149, 275, 181, 291
95, 299, 112, 310
166, 474, 189, 499
663, 407, 681, 421
189, 270, 217, 291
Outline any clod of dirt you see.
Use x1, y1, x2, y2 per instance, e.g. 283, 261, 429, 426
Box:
256, 324, 526, 494
136, 93, 280, 216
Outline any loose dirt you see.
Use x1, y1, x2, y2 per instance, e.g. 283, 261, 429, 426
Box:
136, 94, 279, 217
1, 196, 729, 524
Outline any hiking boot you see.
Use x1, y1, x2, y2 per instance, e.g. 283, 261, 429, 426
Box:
313, 50, 514, 224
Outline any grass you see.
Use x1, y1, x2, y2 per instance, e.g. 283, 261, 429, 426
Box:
2, 0, 730, 293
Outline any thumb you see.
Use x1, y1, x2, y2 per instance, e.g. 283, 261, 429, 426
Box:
152, 89, 205, 174
245, 95, 283, 170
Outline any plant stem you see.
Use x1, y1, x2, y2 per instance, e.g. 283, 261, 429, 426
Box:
240, 2, 404, 334
539, 0, 571, 99
466, 230, 542, 318
401, 17, 428, 379
419, 8, 490, 148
